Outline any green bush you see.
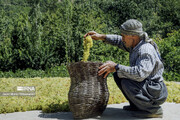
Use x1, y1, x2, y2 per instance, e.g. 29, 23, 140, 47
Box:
0, 0, 179, 81
155, 30, 180, 81
0, 65, 69, 78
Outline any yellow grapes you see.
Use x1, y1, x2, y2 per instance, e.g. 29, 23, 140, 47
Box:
82, 36, 93, 61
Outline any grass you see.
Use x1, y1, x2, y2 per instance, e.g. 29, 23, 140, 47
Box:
0, 77, 179, 114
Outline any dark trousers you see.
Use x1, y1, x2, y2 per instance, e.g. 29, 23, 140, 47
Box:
113, 72, 168, 113
113, 72, 136, 107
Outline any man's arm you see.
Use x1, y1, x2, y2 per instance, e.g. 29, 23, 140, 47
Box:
116, 50, 156, 82
84, 31, 129, 52
104, 35, 129, 52
84, 31, 106, 40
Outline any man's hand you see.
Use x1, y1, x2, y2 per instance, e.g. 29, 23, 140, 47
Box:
98, 61, 117, 78
84, 31, 106, 41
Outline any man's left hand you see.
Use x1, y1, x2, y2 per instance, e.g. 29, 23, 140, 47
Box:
98, 61, 117, 78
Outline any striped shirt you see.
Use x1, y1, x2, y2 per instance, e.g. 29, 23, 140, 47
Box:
105, 35, 164, 82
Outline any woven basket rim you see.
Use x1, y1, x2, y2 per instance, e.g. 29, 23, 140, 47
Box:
68, 61, 103, 64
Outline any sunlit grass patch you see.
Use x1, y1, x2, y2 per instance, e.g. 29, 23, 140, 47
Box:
0, 77, 179, 114
0, 77, 70, 114
164, 81, 180, 103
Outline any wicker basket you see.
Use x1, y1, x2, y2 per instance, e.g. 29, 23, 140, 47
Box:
67, 61, 109, 119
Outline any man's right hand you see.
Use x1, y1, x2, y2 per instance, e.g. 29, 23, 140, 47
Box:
84, 31, 106, 41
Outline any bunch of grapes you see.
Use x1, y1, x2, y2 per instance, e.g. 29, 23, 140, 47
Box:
82, 36, 93, 62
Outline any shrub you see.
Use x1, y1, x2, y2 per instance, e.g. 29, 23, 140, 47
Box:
0, 65, 69, 78
155, 30, 180, 81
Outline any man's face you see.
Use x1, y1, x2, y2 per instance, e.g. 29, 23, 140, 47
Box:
121, 34, 140, 48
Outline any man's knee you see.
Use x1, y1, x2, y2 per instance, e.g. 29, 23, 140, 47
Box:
113, 72, 124, 83
113, 72, 118, 80
113, 72, 124, 89
121, 79, 136, 92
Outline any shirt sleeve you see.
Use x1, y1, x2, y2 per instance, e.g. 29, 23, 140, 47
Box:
104, 35, 129, 52
116, 52, 156, 82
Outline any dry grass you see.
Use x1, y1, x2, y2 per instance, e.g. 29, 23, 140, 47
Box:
0, 77, 179, 114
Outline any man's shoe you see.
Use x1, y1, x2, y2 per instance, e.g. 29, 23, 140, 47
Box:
132, 108, 163, 118
123, 105, 139, 111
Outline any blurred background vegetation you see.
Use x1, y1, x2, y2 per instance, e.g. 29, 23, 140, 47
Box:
0, 0, 179, 81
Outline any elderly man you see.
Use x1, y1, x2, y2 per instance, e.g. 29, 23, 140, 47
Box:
84, 19, 168, 118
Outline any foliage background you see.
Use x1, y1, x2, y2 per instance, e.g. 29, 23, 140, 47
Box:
0, 0, 179, 81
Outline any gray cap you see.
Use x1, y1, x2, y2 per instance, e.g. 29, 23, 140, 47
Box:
120, 19, 161, 55
120, 19, 153, 42
120, 19, 143, 36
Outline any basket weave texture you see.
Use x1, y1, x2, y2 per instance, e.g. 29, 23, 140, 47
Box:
67, 61, 109, 119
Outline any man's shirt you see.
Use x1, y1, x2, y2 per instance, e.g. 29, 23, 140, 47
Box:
104, 35, 164, 82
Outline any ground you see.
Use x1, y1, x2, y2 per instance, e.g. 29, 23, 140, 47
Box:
0, 102, 180, 120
